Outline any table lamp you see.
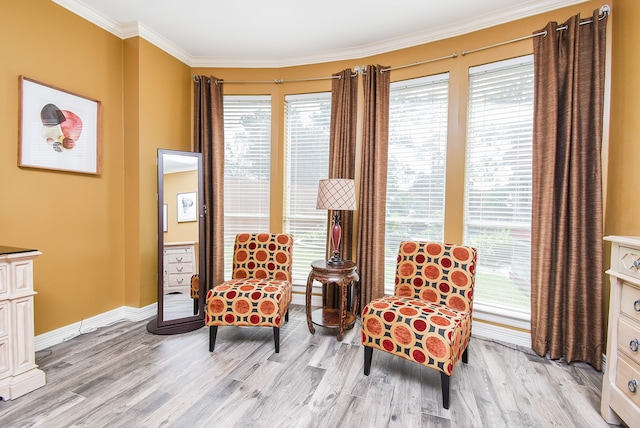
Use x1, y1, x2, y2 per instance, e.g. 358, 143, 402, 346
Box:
316, 178, 357, 265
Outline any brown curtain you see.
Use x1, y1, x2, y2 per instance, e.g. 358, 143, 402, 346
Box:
358, 65, 390, 306
530, 9, 607, 370
193, 75, 225, 289
328, 69, 358, 261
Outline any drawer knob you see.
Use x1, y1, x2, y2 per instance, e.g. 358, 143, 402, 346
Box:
635, 299, 640, 312
177, 267, 183, 272
176, 257, 183, 262
632, 338, 640, 352
634, 258, 640, 269
629, 379, 638, 394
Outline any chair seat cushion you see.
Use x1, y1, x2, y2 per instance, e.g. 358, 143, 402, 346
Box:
361, 295, 471, 375
205, 278, 292, 328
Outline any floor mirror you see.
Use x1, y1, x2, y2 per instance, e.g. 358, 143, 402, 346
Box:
147, 149, 205, 334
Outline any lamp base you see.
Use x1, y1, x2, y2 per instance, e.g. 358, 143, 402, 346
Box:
327, 214, 344, 266
327, 252, 344, 266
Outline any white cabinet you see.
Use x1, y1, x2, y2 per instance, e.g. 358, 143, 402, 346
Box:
601, 236, 640, 425
163, 242, 196, 295
0, 248, 45, 400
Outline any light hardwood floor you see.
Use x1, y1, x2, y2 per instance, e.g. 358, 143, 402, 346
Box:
0, 305, 616, 427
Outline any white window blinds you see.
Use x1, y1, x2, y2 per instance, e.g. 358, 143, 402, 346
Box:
385, 74, 449, 293
464, 55, 534, 314
223, 95, 272, 279
284, 92, 331, 285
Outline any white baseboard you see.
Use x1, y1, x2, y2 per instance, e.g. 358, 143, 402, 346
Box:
295, 288, 533, 349
471, 318, 532, 349
34, 303, 156, 352
291, 285, 322, 307
34, 293, 320, 353
34, 299, 533, 354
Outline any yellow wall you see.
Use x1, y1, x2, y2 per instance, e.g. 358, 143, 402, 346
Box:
135, 38, 192, 307
608, 0, 640, 236
1, 0, 126, 333
2, 0, 636, 337
0, 0, 191, 334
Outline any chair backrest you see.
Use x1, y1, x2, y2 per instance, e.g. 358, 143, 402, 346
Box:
232, 233, 293, 282
395, 241, 477, 312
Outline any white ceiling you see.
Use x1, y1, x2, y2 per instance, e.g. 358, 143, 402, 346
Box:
53, 0, 588, 68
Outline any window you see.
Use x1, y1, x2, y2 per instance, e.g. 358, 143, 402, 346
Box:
385, 74, 449, 293
464, 55, 534, 318
223, 95, 272, 279
284, 93, 332, 285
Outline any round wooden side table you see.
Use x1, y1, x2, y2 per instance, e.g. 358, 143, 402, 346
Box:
305, 259, 360, 341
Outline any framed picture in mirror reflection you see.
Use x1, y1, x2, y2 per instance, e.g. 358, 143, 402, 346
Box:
177, 192, 197, 222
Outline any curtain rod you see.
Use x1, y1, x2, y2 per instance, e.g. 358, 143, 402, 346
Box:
462, 4, 610, 56
217, 75, 341, 85
193, 73, 357, 85
380, 53, 458, 73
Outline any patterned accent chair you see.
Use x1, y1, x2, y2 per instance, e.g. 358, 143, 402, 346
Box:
190, 274, 199, 315
205, 233, 293, 353
361, 241, 477, 409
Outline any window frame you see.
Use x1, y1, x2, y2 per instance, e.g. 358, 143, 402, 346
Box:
463, 55, 535, 329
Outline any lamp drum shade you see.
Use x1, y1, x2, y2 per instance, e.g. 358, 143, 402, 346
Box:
316, 179, 356, 211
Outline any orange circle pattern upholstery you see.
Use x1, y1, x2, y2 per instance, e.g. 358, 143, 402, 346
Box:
362, 241, 477, 376
206, 233, 293, 329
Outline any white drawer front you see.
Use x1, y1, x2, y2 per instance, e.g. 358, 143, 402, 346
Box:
166, 253, 193, 264
166, 262, 193, 275
11, 259, 34, 295
616, 356, 640, 408
0, 264, 7, 296
164, 246, 193, 254
0, 338, 9, 377
0, 302, 7, 338
618, 317, 640, 365
167, 274, 192, 287
621, 282, 640, 324
619, 246, 640, 280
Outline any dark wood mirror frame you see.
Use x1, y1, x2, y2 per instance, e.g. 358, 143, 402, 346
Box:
147, 149, 206, 334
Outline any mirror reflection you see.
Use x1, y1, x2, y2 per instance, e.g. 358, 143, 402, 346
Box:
162, 153, 200, 321
148, 149, 205, 335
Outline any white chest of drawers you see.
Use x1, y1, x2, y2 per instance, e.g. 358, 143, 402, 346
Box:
601, 236, 640, 425
0, 248, 46, 400
163, 242, 196, 295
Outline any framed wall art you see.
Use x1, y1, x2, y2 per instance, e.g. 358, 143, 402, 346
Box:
177, 192, 197, 222
19, 76, 102, 175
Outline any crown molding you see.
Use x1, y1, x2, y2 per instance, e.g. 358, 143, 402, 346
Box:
53, 0, 590, 68
135, 22, 192, 66
52, 0, 121, 37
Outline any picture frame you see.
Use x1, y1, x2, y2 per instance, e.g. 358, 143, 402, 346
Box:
19, 76, 101, 175
177, 192, 197, 222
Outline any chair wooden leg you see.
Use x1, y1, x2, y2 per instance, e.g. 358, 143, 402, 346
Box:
209, 326, 217, 352
285, 309, 289, 323
273, 327, 280, 353
364, 346, 373, 376
193, 298, 198, 315
440, 372, 450, 409
462, 347, 469, 364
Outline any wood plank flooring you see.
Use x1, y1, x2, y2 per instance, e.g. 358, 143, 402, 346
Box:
0, 305, 616, 427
